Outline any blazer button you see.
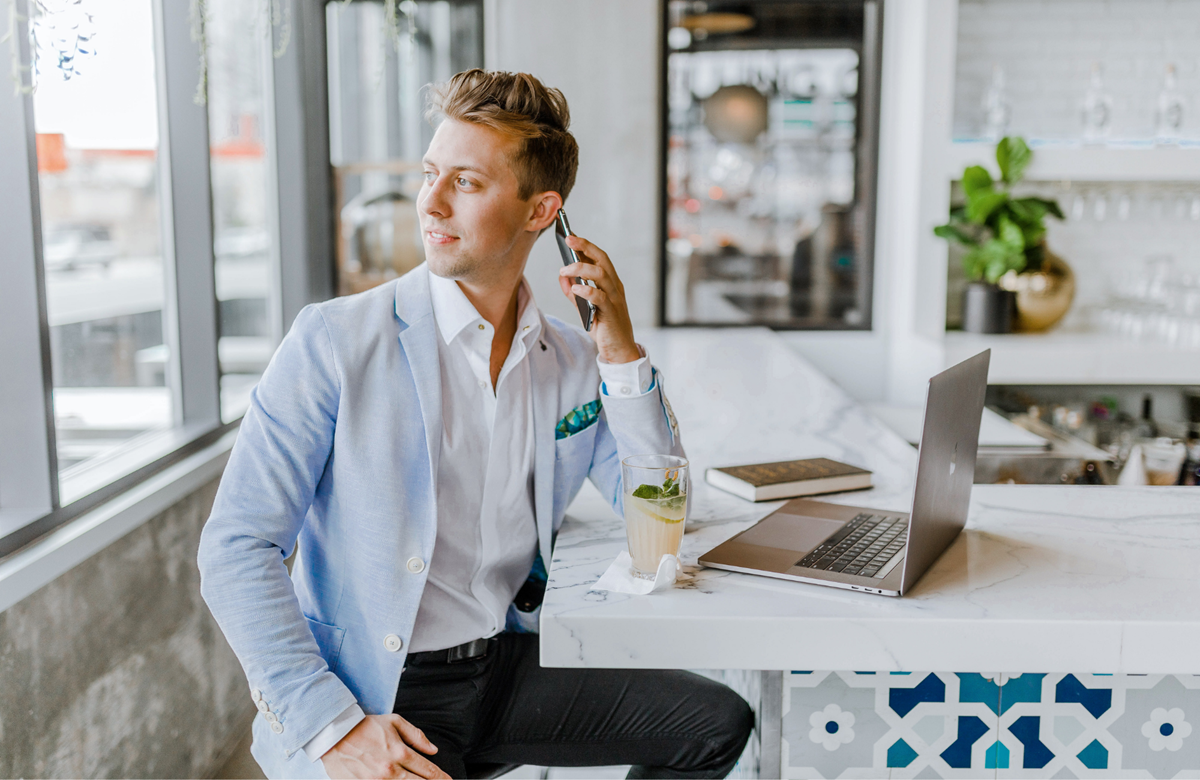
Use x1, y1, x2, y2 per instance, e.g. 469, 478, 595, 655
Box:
384, 634, 403, 652
256, 699, 270, 713
406, 557, 425, 574
250, 688, 262, 703
270, 721, 285, 734
263, 711, 278, 723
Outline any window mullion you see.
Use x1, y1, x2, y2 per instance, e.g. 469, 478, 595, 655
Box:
153, 0, 220, 428
268, 0, 334, 334
0, 8, 59, 516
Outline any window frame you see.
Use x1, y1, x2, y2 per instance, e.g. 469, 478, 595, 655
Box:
0, 0, 333, 560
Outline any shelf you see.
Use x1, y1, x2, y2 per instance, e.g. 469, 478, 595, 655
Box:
945, 142, 1200, 182
943, 330, 1200, 385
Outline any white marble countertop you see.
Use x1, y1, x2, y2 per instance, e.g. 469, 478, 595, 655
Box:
540, 328, 1200, 674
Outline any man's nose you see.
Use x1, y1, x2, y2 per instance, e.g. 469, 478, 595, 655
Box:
419, 177, 450, 218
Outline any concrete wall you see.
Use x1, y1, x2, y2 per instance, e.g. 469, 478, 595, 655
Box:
0, 477, 252, 779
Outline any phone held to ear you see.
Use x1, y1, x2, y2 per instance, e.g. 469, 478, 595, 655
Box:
554, 209, 596, 331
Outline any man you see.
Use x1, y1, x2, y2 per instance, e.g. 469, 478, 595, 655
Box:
197, 69, 752, 780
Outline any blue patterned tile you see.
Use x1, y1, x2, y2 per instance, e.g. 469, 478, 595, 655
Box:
779, 672, 1200, 779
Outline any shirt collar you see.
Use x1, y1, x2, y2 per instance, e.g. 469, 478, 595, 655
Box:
428, 272, 542, 347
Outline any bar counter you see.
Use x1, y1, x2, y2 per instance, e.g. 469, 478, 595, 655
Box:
540, 328, 1200, 779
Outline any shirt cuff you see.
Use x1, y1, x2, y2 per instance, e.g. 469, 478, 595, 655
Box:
598, 344, 653, 397
302, 703, 366, 762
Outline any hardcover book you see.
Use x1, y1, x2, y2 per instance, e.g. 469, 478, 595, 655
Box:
705, 457, 872, 502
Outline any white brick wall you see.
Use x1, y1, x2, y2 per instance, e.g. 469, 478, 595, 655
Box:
954, 0, 1200, 142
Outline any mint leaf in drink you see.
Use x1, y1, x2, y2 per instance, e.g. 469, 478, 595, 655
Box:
632, 483, 662, 500
661, 493, 686, 511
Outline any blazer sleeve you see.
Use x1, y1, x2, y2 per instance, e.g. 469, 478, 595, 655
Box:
197, 304, 359, 757
588, 366, 686, 518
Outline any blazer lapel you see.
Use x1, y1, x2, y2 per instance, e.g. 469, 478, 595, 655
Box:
529, 326, 558, 566
395, 266, 442, 518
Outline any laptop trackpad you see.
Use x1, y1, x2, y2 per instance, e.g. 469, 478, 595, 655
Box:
736, 515, 845, 553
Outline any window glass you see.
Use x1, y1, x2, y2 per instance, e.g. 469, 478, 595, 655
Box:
33, 0, 175, 480
206, 0, 277, 421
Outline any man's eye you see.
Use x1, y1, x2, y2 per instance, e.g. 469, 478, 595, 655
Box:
457, 177, 473, 188
422, 172, 435, 182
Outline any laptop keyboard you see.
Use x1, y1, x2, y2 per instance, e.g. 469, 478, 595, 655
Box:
796, 513, 908, 578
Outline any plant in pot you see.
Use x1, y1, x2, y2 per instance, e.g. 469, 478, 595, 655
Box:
935, 136, 1067, 334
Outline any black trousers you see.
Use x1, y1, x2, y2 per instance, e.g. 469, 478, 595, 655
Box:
392, 633, 754, 779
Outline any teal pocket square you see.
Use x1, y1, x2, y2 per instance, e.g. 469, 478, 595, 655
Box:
555, 399, 602, 440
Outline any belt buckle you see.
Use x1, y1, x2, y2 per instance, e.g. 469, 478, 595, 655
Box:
447, 638, 490, 663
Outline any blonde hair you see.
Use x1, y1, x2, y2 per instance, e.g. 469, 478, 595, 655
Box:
425, 69, 579, 202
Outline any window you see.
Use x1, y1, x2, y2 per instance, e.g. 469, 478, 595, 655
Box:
0, 0, 485, 557
206, 0, 280, 422
33, 0, 175, 488
0, 0, 282, 555
661, 0, 882, 329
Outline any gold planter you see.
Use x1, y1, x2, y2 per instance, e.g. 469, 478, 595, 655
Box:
1000, 245, 1075, 332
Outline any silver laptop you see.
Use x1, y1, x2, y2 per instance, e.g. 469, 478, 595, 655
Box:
698, 350, 990, 597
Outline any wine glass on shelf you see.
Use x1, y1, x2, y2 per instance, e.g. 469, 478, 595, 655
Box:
1155, 63, 1185, 146
982, 64, 1010, 142
1081, 62, 1113, 145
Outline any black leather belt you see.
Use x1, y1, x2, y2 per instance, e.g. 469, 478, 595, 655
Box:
406, 637, 493, 665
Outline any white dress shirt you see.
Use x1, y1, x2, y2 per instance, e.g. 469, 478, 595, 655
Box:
303, 274, 652, 762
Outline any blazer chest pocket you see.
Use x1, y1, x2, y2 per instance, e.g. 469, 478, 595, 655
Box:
304, 616, 347, 675
554, 421, 598, 462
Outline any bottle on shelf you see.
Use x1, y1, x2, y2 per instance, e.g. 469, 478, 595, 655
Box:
1081, 62, 1113, 145
1155, 63, 1185, 146
1134, 394, 1159, 440
981, 64, 1010, 143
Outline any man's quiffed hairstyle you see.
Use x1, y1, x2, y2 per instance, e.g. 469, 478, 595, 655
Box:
425, 69, 579, 203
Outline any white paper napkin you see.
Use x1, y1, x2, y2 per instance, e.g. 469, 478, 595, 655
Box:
593, 551, 683, 594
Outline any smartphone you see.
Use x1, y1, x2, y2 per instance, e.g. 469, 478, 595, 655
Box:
554, 209, 596, 331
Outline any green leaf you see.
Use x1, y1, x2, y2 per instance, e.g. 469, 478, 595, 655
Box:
933, 223, 979, 247
996, 214, 1025, 251
964, 237, 1024, 283
1007, 197, 1048, 226
961, 245, 990, 282
961, 165, 994, 198
984, 257, 1010, 284
1019, 196, 1064, 220
996, 136, 1032, 184
632, 484, 661, 500
966, 190, 1008, 224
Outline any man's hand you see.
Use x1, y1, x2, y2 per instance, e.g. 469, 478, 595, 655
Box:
558, 235, 641, 364
320, 714, 450, 780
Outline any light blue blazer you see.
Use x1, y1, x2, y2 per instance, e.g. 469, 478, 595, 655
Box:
197, 265, 683, 779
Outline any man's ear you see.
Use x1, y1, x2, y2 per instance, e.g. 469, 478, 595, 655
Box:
526, 191, 564, 234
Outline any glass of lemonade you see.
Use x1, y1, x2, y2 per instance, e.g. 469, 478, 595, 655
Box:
621, 455, 689, 579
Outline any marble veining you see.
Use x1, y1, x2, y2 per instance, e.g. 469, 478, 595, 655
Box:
540, 328, 1200, 675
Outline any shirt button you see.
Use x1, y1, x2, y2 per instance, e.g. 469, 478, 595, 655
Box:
477, 323, 485, 330
384, 634, 403, 652
406, 557, 425, 574
620, 386, 632, 396
250, 688, 262, 703
256, 699, 270, 713
270, 721, 285, 734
